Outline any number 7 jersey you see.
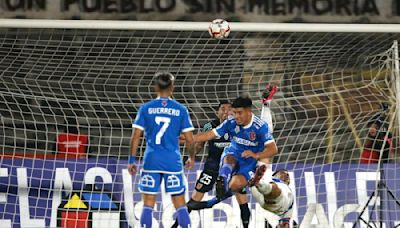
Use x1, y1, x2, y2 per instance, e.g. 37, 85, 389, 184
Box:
132, 97, 194, 173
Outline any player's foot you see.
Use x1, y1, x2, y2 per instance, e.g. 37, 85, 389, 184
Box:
215, 176, 226, 200
262, 84, 279, 104
248, 164, 267, 187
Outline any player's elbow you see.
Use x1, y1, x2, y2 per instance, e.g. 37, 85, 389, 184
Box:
267, 142, 278, 157
183, 132, 194, 144
185, 136, 195, 147
195, 143, 204, 151
272, 143, 278, 155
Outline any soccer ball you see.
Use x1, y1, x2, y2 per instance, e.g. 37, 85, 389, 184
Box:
208, 19, 230, 39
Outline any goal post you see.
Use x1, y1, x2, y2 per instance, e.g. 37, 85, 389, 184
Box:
0, 19, 399, 227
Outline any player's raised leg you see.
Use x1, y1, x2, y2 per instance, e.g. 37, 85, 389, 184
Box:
261, 83, 278, 133
216, 154, 237, 199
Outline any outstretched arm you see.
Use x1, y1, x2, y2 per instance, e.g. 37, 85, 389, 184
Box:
193, 130, 218, 143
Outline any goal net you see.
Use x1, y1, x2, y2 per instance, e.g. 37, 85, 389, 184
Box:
0, 20, 399, 227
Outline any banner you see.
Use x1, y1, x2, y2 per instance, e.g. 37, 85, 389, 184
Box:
0, 158, 400, 227
1, 0, 400, 23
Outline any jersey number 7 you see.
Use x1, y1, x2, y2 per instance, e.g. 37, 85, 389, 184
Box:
155, 116, 171, 144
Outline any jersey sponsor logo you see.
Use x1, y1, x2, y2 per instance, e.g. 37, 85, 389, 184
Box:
214, 142, 231, 148
232, 136, 258, 146
249, 132, 256, 141
148, 107, 180, 116
161, 100, 167, 107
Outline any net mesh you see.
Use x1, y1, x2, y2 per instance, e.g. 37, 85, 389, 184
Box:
0, 26, 400, 227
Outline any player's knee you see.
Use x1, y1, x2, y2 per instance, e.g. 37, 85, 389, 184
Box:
229, 181, 246, 192
224, 155, 236, 164
229, 175, 247, 192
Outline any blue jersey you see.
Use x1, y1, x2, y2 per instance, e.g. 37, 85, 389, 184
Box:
213, 114, 274, 154
132, 97, 194, 173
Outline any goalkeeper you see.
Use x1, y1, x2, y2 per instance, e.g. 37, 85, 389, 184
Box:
172, 101, 251, 228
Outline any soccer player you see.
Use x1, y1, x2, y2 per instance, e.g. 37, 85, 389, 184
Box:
193, 95, 278, 203
127, 72, 196, 228
250, 167, 294, 228
172, 100, 251, 228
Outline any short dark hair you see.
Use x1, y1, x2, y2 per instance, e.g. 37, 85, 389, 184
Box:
272, 169, 289, 177
154, 72, 174, 90
232, 96, 252, 108
217, 100, 231, 109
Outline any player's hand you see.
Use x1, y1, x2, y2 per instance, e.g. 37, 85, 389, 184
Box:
185, 157, 195, 169
179, 134, 186, 145
128, 164, 137, 176
241, 150, 258, 160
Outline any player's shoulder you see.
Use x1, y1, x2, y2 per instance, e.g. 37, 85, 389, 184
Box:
253, 115, 268, 129
144, 98, 161, 106
225, 116, 236, 125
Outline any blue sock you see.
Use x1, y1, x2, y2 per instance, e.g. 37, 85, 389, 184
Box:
176, 205, 191, 228
140, 205, 153, 228
219, 163, 233, 191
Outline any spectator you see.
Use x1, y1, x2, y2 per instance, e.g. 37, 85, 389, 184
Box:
360, 103, 392, 164
56, 118, 89, 159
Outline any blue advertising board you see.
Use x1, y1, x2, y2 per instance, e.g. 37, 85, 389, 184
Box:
0, 158, 399, 227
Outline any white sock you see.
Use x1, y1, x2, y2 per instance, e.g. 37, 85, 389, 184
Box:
261, 105, 273, 133
255, 161, 273, 195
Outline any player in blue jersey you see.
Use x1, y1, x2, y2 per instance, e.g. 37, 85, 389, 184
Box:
188, 85, 295, 227
171, 100, 252, 228
127, 72, 196, 228
193, 95, 278, 202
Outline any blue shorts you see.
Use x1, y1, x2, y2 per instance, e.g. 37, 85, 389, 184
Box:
138, 170, 186, 195
220, 147, 257, 181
